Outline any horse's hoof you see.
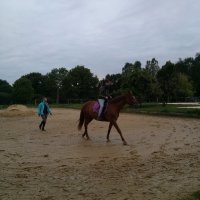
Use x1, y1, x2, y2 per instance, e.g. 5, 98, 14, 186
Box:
123, 141, 128, 145
107, 139, 111, 143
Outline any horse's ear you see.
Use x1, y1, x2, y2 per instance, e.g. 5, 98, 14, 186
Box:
128, 90, 133, 95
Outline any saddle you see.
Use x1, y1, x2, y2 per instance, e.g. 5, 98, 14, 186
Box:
93, 99, 108, 121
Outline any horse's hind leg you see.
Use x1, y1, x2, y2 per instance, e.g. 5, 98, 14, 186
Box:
106, 122, 113, 142
82, 118, 92, 140
82, 131, 86, 138
82, 123, 88, 139
82, 123, 90, 140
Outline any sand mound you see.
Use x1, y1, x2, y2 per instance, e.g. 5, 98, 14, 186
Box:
0, 104, 35, 117
7, 104, 29, 111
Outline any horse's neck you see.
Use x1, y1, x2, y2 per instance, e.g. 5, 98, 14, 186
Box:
116, 99, 126, 111
110, 96, 126, 112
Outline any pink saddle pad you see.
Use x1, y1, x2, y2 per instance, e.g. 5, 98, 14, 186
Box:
93, 101, 100, 113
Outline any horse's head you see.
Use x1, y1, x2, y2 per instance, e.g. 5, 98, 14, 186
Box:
126, 91, 138, 105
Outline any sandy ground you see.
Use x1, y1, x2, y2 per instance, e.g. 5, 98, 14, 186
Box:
0, 108, 200, 200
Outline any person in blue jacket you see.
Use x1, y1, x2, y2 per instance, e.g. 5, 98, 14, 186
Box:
38, 97, 52, 131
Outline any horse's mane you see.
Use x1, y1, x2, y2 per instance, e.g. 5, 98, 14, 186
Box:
109, 94, 126, 104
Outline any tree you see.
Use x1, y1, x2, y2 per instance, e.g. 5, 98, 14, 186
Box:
46, 68, 68, 103
157, 61, 177, 103
63, 66, 99, 100
0, 79, 13, 104
13, 77, 34, 104
104, 73, 122, 96
129, 70, 161, 101
175, 53, 200, 96
190, 53, 200, 95
121, 61, 142, 92
121, 60, 160, 101
175, 57, 194, 75
22, 72, 47, 100
133, 61, 142, 72
0, 79, 12, 93
175, 73, 194, 98
145, 58, 160, 78
122, 61, 141, 76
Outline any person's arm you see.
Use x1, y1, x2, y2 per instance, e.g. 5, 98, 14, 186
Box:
46, 103, 52, 115
38, 103, 41, 116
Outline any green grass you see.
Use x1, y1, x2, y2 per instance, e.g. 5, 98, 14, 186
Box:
124, 103, 200, 118
0, 105, 8, 110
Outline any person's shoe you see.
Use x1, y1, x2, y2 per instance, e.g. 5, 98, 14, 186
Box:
39, 124, 42, 130
42, 129, 46, 131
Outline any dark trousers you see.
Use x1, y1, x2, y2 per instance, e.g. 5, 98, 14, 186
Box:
39, 115, 48, 130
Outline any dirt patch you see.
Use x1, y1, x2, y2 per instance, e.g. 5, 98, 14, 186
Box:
0, 108, 200, 200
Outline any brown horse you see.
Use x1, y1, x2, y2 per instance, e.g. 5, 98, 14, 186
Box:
77, 91, 137, 145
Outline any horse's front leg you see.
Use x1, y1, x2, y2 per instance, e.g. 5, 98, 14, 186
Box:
112, 121, 128, 145
106, 122, 113, 143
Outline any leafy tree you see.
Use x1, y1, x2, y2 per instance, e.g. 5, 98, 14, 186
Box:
0, 79, 12, 93
145, 58, 160, 78
122, 61, 141, 75
13, 77, 34, 104
133, 61, 142, 71
46, 68, 68, 103
104, 73, 122, 96
157, 61, 177, 103
175, 73, 194, 98
175, 57, 194, 76
121, 61, 142, 92
22, 72, 47, 100
0, 79, 13, 104
121, 61, 161, 101
130, 70, 161, 101
63, 66, 98, 100
122, 62, 133, 76
191, 53, 200, 95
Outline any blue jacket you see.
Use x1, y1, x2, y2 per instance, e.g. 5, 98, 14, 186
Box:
38, 101, 52, 116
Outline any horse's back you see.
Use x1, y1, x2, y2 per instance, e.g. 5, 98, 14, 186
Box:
82, 100, 96, 108
81, 100, 96, 113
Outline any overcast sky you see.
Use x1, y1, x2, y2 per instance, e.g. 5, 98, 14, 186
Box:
0, 0, 200, 84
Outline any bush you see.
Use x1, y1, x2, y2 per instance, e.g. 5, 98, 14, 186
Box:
0, 92, 12, 105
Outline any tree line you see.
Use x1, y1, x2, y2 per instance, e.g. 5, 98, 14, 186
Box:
0, 53, 200, 105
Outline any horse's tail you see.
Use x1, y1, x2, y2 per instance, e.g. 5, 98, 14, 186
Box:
78, 108, 84, 131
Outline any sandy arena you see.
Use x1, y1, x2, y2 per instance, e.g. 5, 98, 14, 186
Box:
0, 107, 200, 200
